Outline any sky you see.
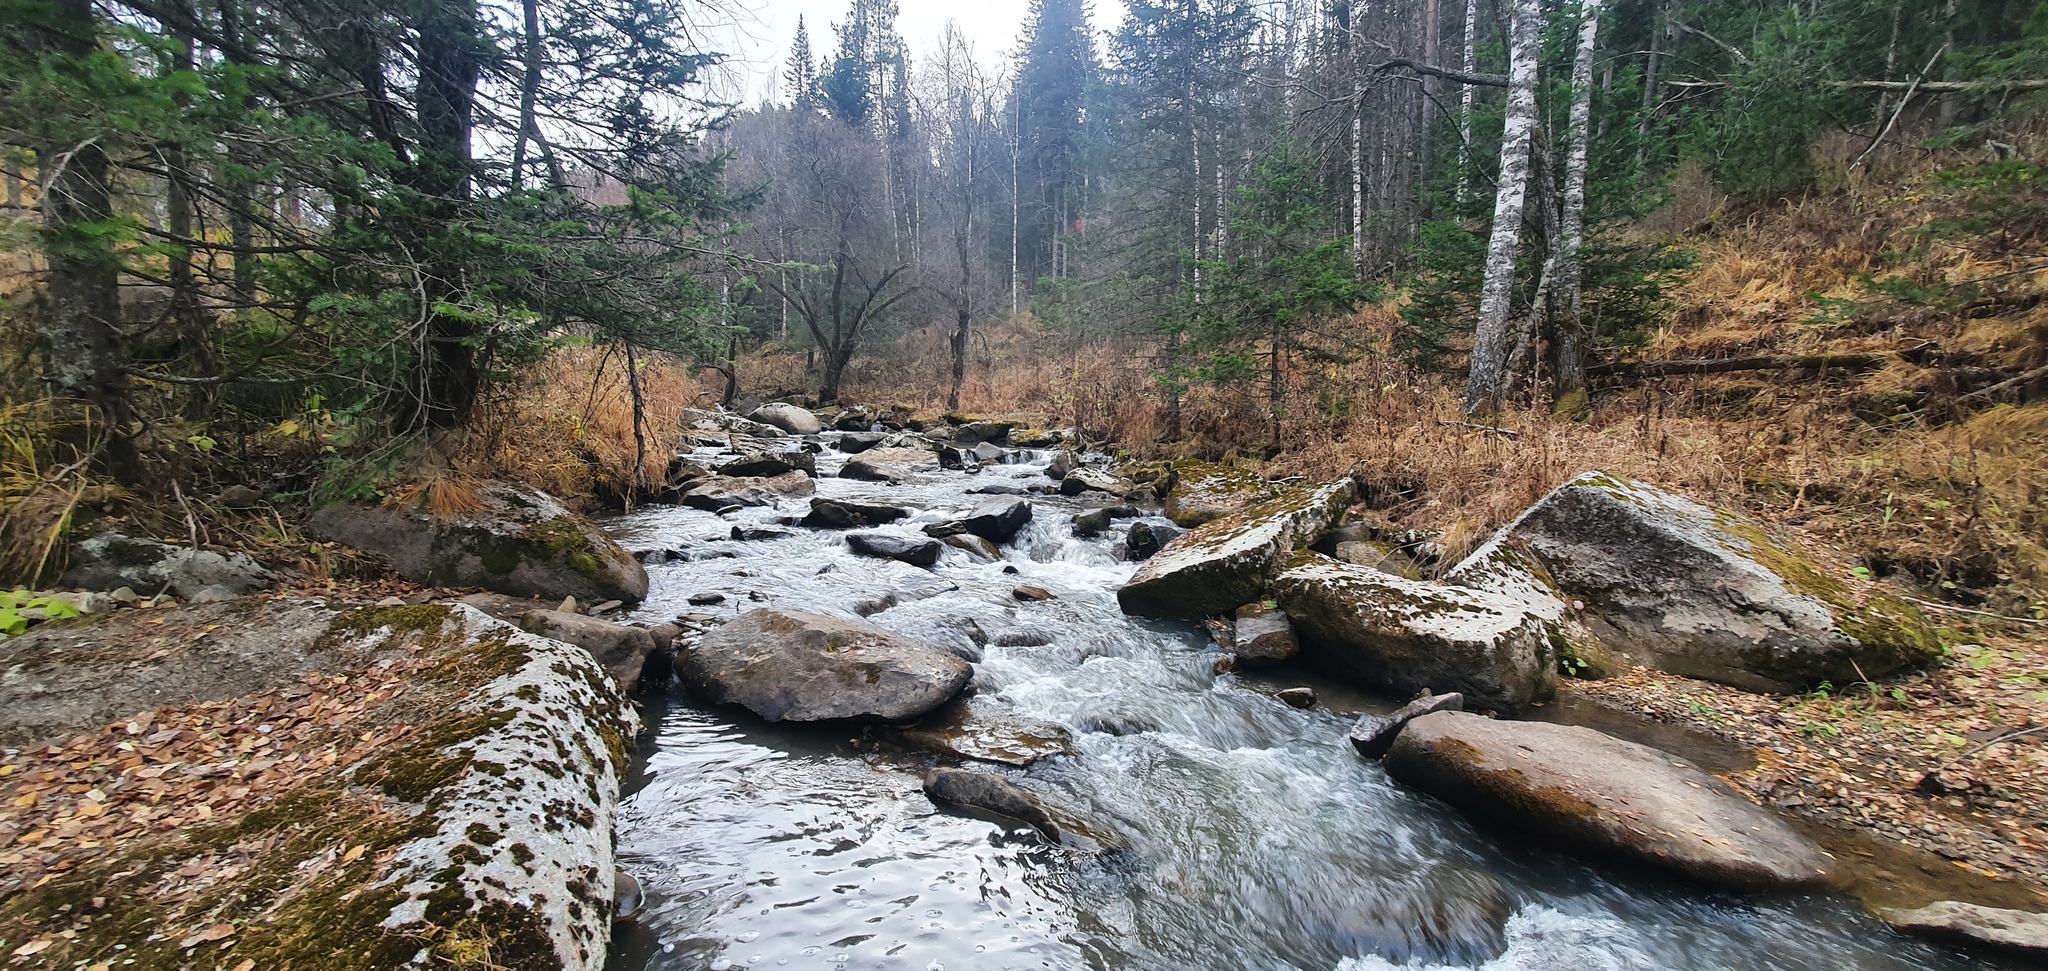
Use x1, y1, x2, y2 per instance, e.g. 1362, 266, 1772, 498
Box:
695, 0, 1123, 105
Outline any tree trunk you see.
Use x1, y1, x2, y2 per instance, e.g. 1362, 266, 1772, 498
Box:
1637, 0, 1664, 170
1553, 0, 1602, 401
949, 307, 971, 412
1462, 0, 1540, 416
413, 0, 483, 428
624, 341, 649, 505
36, 0, 140, 482
1457, 0, 1477, 203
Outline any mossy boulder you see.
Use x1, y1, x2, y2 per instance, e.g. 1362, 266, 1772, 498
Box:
310, 482, 648, 606
1116, 478, 1355, 619
1162, 460, 1275, 527
1274, 555, 1558, 715
1383, 711, 1837, 892
1446, 471, 1940, 694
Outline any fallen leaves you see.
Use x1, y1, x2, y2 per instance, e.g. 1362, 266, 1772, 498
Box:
178, 923, 236, 949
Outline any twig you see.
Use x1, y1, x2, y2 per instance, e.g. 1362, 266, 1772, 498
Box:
1919, 725, 2048, 790
1436, 420, 1520, 438
1899, 594, 2048, 626
1852, 45, 1946, 171
1959, 364, 2048, 402
170, 480, 203, 550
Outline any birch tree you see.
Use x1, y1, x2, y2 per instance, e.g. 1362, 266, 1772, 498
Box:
1461, 0, 1539, 415
1552, 0, 1603, 402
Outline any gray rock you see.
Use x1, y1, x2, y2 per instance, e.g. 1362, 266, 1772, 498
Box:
681, 471, 815, 513
802, 497, 911, 529
923, 768, 1121, 851
937, 446, 978, 470
519, 609, 663, 693
1877, 901, 2048, 959
841, 446, 935, 484
962, 496, 1033, 542
1231, 601, 1298, 665
215, 484, 262, 508
1072, 508, 1113, 537
880, 696, 1074, 767
1276, 687, 1317, 709
307, 483, 647, 606
62, 531, 279, 600
968, 484, 1029, 496
730, 526, 795, 542
941, 534, 1001, 562
679, 609, 970, 721
1124, 522, 1180, 561
1348, 692, 1464, 759
188, 584, 242, 603
1058, 467, 1133, 498
1275, 555, 1557, 715
1045, 451, 1077, 481
1385, 711, 1837, 891
954, 420, 1016, 445
1447, 471, 1939, 693
1116, 479, 1355, 619
836, 431, 884, 453
716, 450, 815, 478
969, 442, 1007, 465
749, 402, 823, 435
1080, 714, 1158, 736
847, 532, 943, 567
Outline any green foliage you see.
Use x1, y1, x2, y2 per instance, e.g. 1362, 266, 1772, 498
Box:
0, 589, 82, 637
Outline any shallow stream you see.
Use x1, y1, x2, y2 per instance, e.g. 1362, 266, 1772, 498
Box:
605, 439, 2007, 971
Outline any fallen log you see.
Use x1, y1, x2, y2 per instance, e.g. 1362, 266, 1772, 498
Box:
1590, 353, 1892, 379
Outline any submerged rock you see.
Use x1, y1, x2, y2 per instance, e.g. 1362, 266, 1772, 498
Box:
1384, 711, 1836, 892
679, 609, 970, 722
63, 531, 278, 599
922, 768, 1122, 851
1348, 691, 1464, 759
847, 531, 943, 567
1447, 471, 1940, 693
1274, 555, 1557, 715
880, 696, 1075, 767
1877, 901, 2048, 959
309, 482, 647, 606
940, 534, 1001, 562
1116, 479, 1355, 620
749, 402, 823, 435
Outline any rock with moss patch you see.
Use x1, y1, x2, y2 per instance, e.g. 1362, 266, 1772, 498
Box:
62, 531, 279, 599
1447, 471, 1940, 694
1275, 555, 1557, 714
679, 608, 970, 722
309, 482, 648, 606
1164, 462, 1273, 527
1384, 710, 1836, 892
1116, 479, 1355, 619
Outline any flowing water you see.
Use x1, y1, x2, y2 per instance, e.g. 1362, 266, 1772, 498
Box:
606, 439, 2006, 971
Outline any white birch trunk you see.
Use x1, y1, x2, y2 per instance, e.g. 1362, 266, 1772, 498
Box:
1462, 0, 1541, 415
1458, 0, 1477, 203
1554, 0, 1602, 396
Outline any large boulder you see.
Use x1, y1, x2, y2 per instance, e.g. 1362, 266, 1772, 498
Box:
802, 497, 911, 529
1274, 556, 1557, 714
961, 496, 1033, 543
1116, 479, 1355, 619
716, 449, 815, 478
680, 471, 815, 513
62, 531, 277, 599
518, 609, 664, 694
678, 609, 970, 722
1164, 462, 1272, 527
1447, 472, 1939, 693
1058, 467, 1133, 498
840, 446, 935, 484
1877, 901, 2048, 959
1384, 711, 1837, 892
847, 531, 943, 567
749, 402, 823, 435
309, 483, 648, 605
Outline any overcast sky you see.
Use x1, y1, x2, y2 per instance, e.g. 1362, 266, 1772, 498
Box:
696, 0, 1123, 105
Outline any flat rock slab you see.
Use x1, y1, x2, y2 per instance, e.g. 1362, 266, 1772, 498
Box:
803, 497, 911, 529
679, 608, 970, 722
1350, 691, 1464, 759
1878, 901, 2048, 959
1384, 711, 1837, 892
881, 697, 1075, 767
1275, 556, 1557, 714
1117, 479, 1355, 619
841, 447, 936, 483
922, 768, 1122, 852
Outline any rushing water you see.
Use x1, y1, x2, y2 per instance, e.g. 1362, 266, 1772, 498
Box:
605, 438, 2004, 971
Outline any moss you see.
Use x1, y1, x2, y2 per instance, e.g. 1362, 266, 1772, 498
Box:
319, 603, 460, 654
352, 708, 516, 802
1715, 514, 1941, 664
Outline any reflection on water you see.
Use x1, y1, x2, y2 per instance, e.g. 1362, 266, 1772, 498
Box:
607, 439, 2004, 971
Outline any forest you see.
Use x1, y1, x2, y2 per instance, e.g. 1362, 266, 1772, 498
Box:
2, 0, 2048, 967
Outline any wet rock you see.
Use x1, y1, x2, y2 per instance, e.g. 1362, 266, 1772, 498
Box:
716, 450, 815, 478
1058, 467, 1134, 498
1080, 714, 1158, 736
841, 446, 935, 484
937, 446, 978, 470
749, 402, 823, 435
1013, 585, 1055, 602
922, 768, 1121, 851
1877, 901, 2048, 959
519, 609, 663, 694
680, 471, 815, 513
1072, 508, 1113, 537
802, 497, 911, 529
1303, 867, 1512, 968
847, 532, 943, 567
990, 630, 1052, 647
1348, 691, 1465, 759
882, 697, 1075, 767
1124, 522, 1180, 561
1275, 555, 1556, 715
687, 592, 726, 605
969, 442, 1008, 465
1385, 711, 1837, 891
730, 526, 795, 542
1045, 450, 1077, 480
836, 431, 884, 453
613, 869, 643, 923
308, 483, 646, 605
1276, 687, 1317, 709
679, 608, 971, 722
62, 531, 279, 600
962, 496, 1033, 542
1116, 479, 1355, 620
953, 420, 1015, 444
968, 484, 1029, 496
1231, 601, 1298, 665
940, 534, 1001, 562
1447, 471, 1940, 693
